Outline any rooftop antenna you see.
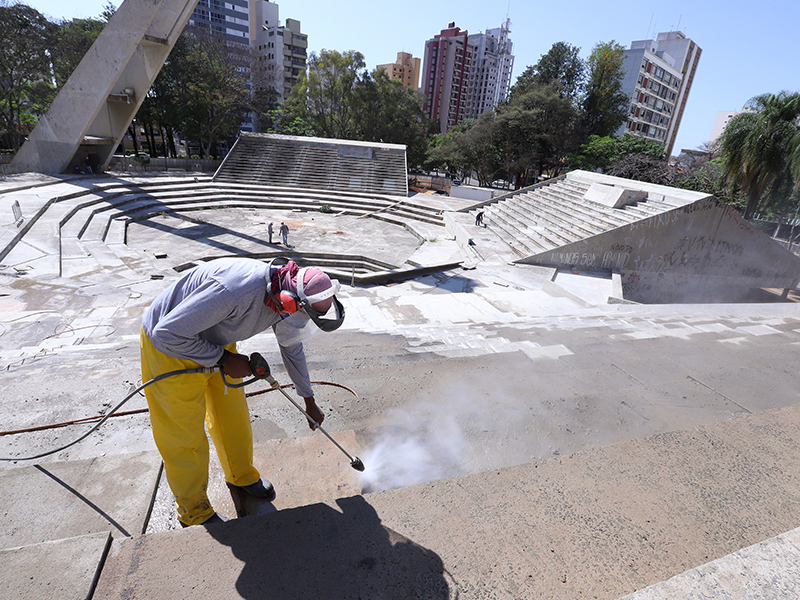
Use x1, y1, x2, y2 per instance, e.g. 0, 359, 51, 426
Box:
676, 14, 682, 32
646, 13, 653, 39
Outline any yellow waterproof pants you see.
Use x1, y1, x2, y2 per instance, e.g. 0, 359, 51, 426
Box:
140, 328, 260, 526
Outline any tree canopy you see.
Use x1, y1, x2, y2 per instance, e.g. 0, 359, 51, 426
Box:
283, 49, 367, 140
717, 91, 800, 218
511, 42, 585, 104
0, 3, 54, 150
145, 27, 253, 158
50, 16, 106, 88
280, 49, 428, 167
582, 41, 629, 138
568, 133, 665, 172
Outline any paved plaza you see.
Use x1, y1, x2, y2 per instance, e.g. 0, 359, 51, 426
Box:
1, 172, 799, 599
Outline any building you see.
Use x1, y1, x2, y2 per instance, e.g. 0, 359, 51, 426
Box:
466, 19, 514, 119
421, 22, 475, 134
377, 52, 421, 91
189, 0, 251, 42
617, 31, 702, 156
189, 0, 255, 131
251, 1, 308, 102
709, 109, 751, 145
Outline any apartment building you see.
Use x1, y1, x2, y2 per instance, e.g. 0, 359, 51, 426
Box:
251, 0, 308, 102
618, 31, 702, 156
466, 19, 514, 119
190, 0, 251, 42
421, 23, 475, 133
377, 52, 422, 91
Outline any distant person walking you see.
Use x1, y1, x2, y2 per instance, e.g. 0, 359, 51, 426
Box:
268, 222, 274, 244
280, 221, 289, 246
475, 211, 484, 227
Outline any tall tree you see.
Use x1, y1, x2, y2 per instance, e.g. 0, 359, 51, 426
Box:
49, 17, 106, 88
718, 91, 800, 219
0, 3, 54, 151
496, 80, 582, 185
161, 28, 252, 158
426, 113, 500, 186
511, 42, 585, 104
582, 41, 629, 138
352, 69, 427, 168
283, 49, 366, 139
101, 2, 116, 22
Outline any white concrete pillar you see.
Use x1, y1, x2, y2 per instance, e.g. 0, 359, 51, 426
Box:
12, 0, 200, 174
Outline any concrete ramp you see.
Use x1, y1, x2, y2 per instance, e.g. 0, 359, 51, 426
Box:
481, 171, 800, 302
96, 497, 451, 600
214, 133, 408, 196
0, 532, 111, 600
94, 402, 800, 599
0, 451, 162, 550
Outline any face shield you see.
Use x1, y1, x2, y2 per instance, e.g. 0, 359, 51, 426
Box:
296, 268, 345, 332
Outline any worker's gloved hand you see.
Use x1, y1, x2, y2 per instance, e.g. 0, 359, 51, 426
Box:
220, 352, 253, 379
303, 397, 324, 430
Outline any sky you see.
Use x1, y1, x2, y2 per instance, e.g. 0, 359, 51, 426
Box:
24, 0, 800, 156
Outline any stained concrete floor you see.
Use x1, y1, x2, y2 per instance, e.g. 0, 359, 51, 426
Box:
1, 173, 799, 599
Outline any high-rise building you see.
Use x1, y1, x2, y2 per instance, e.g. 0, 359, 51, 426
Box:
189, 0, 251, 42
617, 31, 702, 156
421, 23, 475, 134
466, 19, 514, 119
377, 52, 421, 91
709, 109, 749, 145
251, 1, 308, 102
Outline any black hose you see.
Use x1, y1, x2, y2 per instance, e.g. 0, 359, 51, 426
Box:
0, 366, 211, 462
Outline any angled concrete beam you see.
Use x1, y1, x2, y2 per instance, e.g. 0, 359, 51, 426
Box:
12, 0, 200, 175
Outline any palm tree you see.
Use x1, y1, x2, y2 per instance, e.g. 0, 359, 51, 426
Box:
718, 91, 800, 219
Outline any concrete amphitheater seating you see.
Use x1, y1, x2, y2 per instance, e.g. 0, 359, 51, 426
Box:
0, 176, 447, 282
471, 175, 678, 258
214, 133, 409, 196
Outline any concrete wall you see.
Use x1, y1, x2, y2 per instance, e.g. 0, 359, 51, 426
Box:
449, 185, 494, 202
519, 196, 800, 303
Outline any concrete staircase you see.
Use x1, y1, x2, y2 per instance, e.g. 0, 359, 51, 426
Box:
6, 402, 799, 599
1, 177, 446, 281
477, 175, 681, 259
215, 133, 409, 196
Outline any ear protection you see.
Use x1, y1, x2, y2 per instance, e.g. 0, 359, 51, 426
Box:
266, 258, 302, 313
275, 289, 302, 313
265, 258, 345, 332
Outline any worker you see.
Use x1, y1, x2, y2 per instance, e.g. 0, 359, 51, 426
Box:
280, 221, 289, 246
140, 257, 345, 527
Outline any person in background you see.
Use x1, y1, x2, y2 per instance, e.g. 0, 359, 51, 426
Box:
280, 221, 289, 246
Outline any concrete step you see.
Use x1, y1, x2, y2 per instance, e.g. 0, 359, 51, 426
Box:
1, 430, 364, 600
616, 526, 800, 600
216, 135, 408, 196
92, 402, 800, 599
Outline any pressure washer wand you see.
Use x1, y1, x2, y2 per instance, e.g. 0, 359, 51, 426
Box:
266, 374, 364, 471
245, 353, 364, 472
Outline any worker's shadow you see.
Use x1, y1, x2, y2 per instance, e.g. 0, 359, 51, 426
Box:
206, 495, 451, 599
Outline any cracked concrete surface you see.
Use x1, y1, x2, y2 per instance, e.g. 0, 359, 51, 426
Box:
1, 173, 799, 599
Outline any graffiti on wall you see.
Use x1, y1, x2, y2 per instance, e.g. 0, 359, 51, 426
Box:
526, 194, 800, 302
